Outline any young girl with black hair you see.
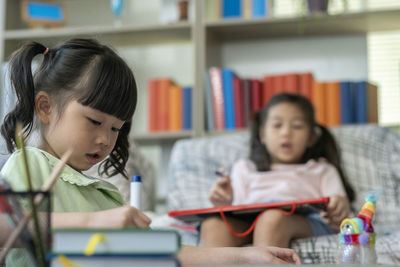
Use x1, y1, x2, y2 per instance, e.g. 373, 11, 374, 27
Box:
201, 93, 355, 248
0, 39, 300, 266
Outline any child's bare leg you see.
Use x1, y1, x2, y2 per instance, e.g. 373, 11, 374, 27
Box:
253, 209, 313, 247
200, 216, 252, 247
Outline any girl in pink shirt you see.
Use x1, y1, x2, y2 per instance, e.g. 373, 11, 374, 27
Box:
200, 93, 355, 248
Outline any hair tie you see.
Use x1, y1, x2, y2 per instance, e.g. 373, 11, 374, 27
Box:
43, 47, 49, 55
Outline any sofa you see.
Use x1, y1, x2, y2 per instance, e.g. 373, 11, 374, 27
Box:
165, 124, 400, 265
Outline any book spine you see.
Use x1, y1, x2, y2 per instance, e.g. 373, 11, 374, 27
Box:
299, 72, 314, 102
312, 81, 327, 125
251, 79, 262, 112
366, 82, 378, 123
209, 67, 225, 130
339, 81, 355, 124
233, 75, 243, 128
158, 78, 172, 131
262, 75, 273, 107
182, 86, 192, 130
148, 79, 159, 132
222, 68, 236, 129
222, 0, 241, 18
283, 73, 300, 94
241, 79, 252, 127
252, 0, 266, 17
204, 71, 215, 131
325, 81, 341, 126
354, 81, 367, 123
169, 85, 182, 131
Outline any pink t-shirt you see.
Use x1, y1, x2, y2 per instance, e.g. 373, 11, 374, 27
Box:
231, 158, 346, 205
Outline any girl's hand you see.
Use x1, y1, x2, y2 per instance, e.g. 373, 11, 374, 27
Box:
320, 195, 350, 231
209, 170, 233, 206
89, 206, 152, 228
237, 246, 302, 265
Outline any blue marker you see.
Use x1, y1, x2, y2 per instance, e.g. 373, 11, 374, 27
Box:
130, 175, 141, 209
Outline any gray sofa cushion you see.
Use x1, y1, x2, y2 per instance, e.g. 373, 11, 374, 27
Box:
166, 124, 400, 264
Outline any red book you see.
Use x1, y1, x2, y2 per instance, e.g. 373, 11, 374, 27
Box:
284, 73, 300, 94
209, 67, 225, 131
299, 72, 314, 101
271, 75, 285, 97
233, 75, 243, 128
158, 78, 172, 131
251, 79, 262, 112
241, 79, 252, 127
148, 79, 159, 132
262, 76, 273, 107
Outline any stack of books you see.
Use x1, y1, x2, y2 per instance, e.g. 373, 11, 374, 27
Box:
47, 228, 181, 267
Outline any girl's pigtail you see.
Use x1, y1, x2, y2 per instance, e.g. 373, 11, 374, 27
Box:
1, 42, 47, 152
313, 124, 355, 202
249, 111, 271, 172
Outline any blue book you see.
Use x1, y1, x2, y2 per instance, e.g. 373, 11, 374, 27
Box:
339, 81, 355, 124
252, 0, 266, 17
222, 69, 236, 130
204, 71, 215, 131
182, 86, 192, 130
222, 0, 241, 18
354, 81, 368, 123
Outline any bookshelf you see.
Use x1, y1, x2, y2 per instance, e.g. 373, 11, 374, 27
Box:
1, 0, 400, 209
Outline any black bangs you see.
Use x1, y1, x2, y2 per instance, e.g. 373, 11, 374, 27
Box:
78, 53, 137, 121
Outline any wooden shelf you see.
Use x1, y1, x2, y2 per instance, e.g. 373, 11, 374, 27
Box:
4, 21, 192, 45
205, 9, 400, 41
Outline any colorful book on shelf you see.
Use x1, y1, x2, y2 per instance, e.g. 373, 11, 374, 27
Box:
339, 81, 355, 124
182, 86, 192, 130
299, 72, 313, 101
158, 78, 172, 131
251, 79, 263, 112
262, 75, 273, 107
209, 67, 225, 130
233, 75, 244, 128
51, 228, 181, 255
204, 71, 215, 131
312, 81, 327, 125
148, 79, 159, 132
325, 81, 341, 126
222, 68, 236, 130
252, 0, 266, 17
206, 0, 221, 20
222, 0, 241, 18
48, 254, 181, 267
168, 197, 330, 223
243, 0, 252, 18
354, 81, 378, 123
241, 79, 252, 127
168, 84, 182, 131
283, 73, 300, 94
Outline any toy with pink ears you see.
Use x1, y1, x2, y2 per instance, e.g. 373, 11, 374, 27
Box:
337, 191, 379, 264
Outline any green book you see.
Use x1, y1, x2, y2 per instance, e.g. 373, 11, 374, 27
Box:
51, 228, 181, 255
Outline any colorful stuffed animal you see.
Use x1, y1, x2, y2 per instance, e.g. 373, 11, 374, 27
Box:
337, 192, 378, 264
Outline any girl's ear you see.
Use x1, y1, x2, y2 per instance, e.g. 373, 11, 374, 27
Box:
35, 91, 53, 124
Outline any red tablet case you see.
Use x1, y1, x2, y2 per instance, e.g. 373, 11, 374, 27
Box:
168, 197, 330, 223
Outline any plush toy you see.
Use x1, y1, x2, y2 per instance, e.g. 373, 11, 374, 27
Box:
337, 192, 378, 264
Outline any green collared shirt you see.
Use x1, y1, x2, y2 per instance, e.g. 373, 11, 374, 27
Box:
0, 147, 124, 266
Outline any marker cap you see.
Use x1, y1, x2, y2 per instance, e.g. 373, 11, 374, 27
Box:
131, 175, 141, 183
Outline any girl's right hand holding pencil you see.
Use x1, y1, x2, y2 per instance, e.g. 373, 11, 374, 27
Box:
90, 206, 151, 228
209, 169, 233, 206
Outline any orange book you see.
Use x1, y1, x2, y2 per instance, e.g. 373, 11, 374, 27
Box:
148, 79, 159, 132
283, 73, 300, 94
168, 84, 182, 131
262, 76, 273, 107
325, 82, 341, 126
299, 73, 314, 101
158, 78, 172, 131
312, 81, 327, 125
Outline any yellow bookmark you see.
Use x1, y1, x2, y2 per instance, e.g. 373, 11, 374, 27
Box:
57, 255, 78, 267
84, 233, 106, 255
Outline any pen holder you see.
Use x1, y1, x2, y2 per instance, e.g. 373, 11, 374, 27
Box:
0, 189, 51, 267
